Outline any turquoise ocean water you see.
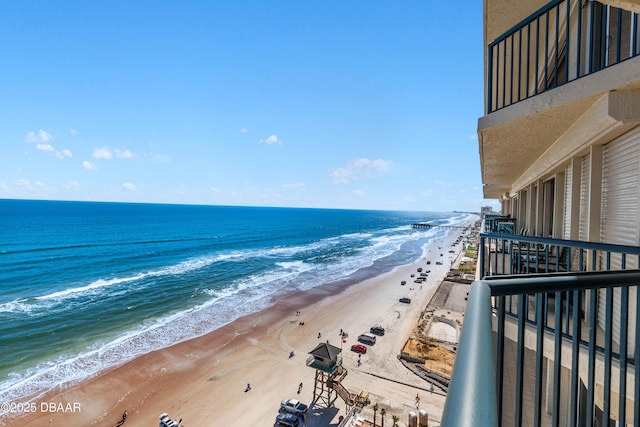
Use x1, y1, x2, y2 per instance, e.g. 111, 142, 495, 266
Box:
0, 199, 472, 405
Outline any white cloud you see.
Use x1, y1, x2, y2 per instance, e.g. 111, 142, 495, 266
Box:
89, 145, 133, 160
31, 138, 73, 159
259, 134, 282, 145
331, 158, 394, 183
352, 189, 366, 197
92, 146, 113, 159
115, 148, 134, 159
122, 182, 137, 191
14, 179, 47, 191
70, 129, 77, 135
55, 148, 73, 159
36, 143, 55, 152
82, 161, 98, 171
25, 129, 53, 143
240, 128, 248, 133
435, 180, 453, 187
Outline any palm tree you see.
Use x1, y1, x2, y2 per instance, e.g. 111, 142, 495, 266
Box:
372, 403, 379, 427
392, 415, 400, 427
380, 408, 386, 427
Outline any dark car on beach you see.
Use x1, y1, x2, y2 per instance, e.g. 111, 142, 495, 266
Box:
399, 297, 411, 304
276, 412, 300, 426
370, 326, 385, 336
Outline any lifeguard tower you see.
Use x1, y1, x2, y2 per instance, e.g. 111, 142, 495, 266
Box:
306, 342, 369, 410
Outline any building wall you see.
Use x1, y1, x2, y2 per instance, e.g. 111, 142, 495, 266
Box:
482, 2, 640, 424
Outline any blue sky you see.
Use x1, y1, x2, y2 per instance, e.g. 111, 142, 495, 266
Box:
0, 1, 495, 212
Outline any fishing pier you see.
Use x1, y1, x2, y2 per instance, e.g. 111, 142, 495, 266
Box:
411, 223, 467, 230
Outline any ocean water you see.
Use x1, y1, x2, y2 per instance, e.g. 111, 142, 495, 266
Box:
0, 199, 472, 404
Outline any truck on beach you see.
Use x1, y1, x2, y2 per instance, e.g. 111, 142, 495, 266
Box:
280, 398, 308, 416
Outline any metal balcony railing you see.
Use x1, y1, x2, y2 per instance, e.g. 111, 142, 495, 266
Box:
442, 271, 640, 427
487, 0, 640, 113
441, 234, 640, 427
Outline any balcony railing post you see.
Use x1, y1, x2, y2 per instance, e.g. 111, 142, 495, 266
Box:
533, 292, 544, 427
515, 294, 526, 426
487, 44, 494, 114
586, 288, 597, 426
618, 286, 628, 425
441, 281, 498, 427
569, 289, 581, 427
496, 294, 506, 423
552, 290, 562, 427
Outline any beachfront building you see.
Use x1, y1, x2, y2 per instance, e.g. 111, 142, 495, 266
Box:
443, 1, 640, 426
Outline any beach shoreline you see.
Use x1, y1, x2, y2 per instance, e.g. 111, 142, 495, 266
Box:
5, 217, 477, 427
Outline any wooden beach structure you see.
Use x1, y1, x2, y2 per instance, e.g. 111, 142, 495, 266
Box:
412, 223, 467, 230
306, 342, 369, 410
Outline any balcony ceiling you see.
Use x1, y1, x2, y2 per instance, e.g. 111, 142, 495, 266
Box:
479, 94, 599, 198
479, 58, 640, 199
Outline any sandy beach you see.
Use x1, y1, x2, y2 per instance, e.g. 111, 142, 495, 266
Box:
6, 220, 475, 427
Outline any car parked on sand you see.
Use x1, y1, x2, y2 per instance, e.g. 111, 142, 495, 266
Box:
399, 297, 411, 304
370, 326, 385, 336
280, 398, 308, 416
159, 413, 181, 427
358, 333, 376, 344
351, 344, 367, 353
276, 412, 300, 426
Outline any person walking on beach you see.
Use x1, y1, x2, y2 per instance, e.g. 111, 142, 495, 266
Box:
245, 383, 251, 392
115, 410, 128, 426
298, 382, 303, 394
